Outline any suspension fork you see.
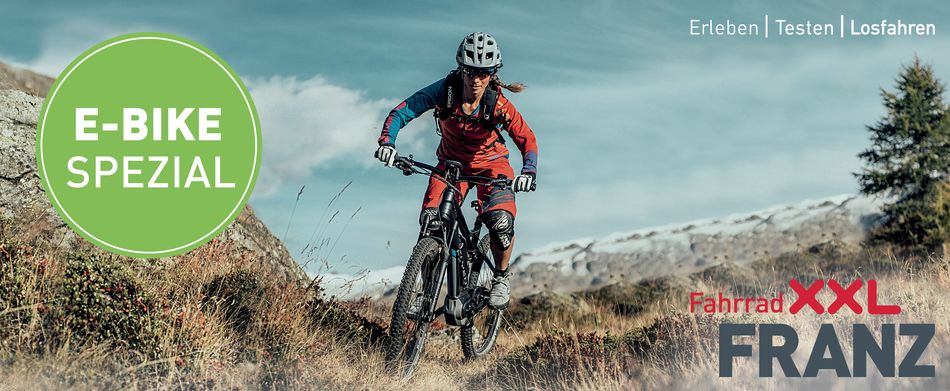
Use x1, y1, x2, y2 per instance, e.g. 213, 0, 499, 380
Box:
424, 249, 448, 321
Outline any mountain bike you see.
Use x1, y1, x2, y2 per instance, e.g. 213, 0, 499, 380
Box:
384, 155, 532, 377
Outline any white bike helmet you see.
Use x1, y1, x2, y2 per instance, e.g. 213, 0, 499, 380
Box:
456, 32, 502, 69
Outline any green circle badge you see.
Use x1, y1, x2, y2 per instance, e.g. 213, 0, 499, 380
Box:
37, 33, 261, 258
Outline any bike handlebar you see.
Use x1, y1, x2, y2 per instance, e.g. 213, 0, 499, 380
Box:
392, 155, 535, 191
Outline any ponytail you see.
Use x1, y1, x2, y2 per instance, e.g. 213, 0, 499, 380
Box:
491, 74, 526, 93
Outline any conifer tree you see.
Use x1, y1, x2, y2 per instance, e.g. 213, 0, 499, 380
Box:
856, 57, 950, 248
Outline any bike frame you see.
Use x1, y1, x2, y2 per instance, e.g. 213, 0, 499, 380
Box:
396, 156, 505, 327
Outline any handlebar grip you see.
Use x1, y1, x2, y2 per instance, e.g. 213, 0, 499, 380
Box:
530, 182, 537, 191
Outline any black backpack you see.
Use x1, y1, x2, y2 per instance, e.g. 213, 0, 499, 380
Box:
432, 70, 506, 144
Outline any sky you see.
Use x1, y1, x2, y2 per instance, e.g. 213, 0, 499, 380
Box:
4, 1, 950, 277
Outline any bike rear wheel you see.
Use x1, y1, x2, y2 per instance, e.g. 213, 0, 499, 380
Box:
460, 235, 504, 359
385, 237, 442, 377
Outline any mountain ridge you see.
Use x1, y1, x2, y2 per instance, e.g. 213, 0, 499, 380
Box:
324, 194, 882, 299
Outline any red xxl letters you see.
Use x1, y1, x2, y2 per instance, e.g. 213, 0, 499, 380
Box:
788, 279, 901, 315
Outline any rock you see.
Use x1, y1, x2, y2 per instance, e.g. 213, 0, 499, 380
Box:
0, 90, 47, 219
0, 85, 306, 284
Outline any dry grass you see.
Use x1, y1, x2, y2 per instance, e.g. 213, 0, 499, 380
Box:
489, 247, 950, 390
2, 213, 949, 390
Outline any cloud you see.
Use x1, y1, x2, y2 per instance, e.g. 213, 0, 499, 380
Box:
505, 37, 950, 248
2, 19, 437, 202
545, 147, 857, 220
4, 20, 158, 76
247, 75, 432, 198
514, 147, 863, 255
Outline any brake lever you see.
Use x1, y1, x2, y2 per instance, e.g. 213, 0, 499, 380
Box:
491, 179, 511, 189
399, 163, 413, 176
393, 154, 414, 176
501, 179, 536, 192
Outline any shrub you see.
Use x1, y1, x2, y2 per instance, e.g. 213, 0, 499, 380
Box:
690, 261, 761, 296
0, 241, 37, 343
496, 314, 720, 389
751, 240, 901, 283
306, 295, 387, 347
577, 276, 691, 317
202, 269, 268, 334
506, 291, 592, 329
57, 254, 161, 356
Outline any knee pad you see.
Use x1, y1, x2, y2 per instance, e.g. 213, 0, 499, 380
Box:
483, 210, 514, 250
419, 207, 441, 231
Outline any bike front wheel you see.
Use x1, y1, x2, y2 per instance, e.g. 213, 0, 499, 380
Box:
460, 235, 504, 359
385, 236, 442, 377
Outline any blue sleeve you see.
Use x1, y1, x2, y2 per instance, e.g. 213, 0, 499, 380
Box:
378, 78, 445, 146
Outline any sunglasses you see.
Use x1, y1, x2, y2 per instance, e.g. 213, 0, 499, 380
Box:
460, 66, 496, 78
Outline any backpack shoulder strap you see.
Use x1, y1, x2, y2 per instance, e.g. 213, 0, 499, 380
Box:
435, 70, 461, 121
480, 86, 506, 144
479, 86, 499, 127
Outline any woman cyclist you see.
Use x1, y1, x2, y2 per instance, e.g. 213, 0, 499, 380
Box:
374, 32, 539, 309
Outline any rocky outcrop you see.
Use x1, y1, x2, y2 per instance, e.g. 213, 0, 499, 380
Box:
0, 88, 306, 283
0, 91, 46, 218
0, 62, 53, 97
